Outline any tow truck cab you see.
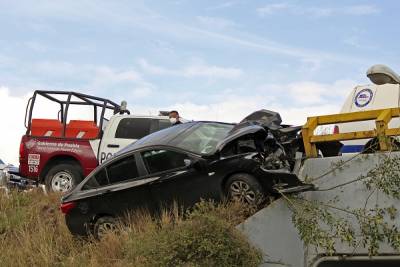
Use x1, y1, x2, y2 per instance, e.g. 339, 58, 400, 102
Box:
19, 91, 170, 192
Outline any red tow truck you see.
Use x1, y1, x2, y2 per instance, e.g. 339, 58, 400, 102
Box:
19, 91, 170, 192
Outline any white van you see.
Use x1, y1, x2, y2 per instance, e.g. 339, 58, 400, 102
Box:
338, 83, 400, 153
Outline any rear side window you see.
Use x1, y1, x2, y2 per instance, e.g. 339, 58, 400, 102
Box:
115, 118, 151, 139
141, 149, 188, 174
107, 156, 139, 184
82, 168, 109, 190
82, 155, 140, 190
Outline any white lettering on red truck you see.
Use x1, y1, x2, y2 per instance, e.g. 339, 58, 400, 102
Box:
28, 154, 40, 173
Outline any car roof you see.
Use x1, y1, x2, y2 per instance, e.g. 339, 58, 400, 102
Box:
115, 121, 234, 156
115, 122, 197, 155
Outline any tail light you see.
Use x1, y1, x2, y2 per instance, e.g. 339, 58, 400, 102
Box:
19, 136, 27, 161
333, 125, 339, 134
60, 202, 77, 214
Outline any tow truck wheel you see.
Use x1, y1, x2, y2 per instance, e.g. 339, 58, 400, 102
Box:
225, 173, 265, 206
44, 162, 83, 193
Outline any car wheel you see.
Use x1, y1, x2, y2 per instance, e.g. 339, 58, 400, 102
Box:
44, 162, 83, 193
93, 216, 117, 239
225, 173, 265, 206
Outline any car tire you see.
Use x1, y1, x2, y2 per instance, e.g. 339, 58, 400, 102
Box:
93, 216, 117, 239
44, 162, 83, 193
225, 173, 265, 206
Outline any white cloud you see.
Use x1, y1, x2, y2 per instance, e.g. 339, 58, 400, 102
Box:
256, 3, 289, 15
138, 59, 172, 75
24, 41, 48, 53
165, 95, 271, 123
131, 87, 153, 98
3, 2, 367, 65
345, 5, 380, 15
25, 60, 156, 99
139, 59, 243, 79
0, 87, 32, 165
207, 1, 237, 10
92, 67, 142, 85
196, 16, 237, 30
183, 64, 242, 79
147, 80, 355, 125
163, 96, 341, 126
287, 79, 356, 105
257, 4, 380, 17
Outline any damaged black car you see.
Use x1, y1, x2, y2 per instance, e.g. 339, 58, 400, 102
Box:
61, 110, 341, 238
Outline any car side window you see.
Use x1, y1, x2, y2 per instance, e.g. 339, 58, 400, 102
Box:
82, 168, 109, 190
115, 118, 152, 139
107, 155, 140, 184
141, 149, 188, 174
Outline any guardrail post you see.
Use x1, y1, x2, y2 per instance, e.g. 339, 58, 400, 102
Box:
375, 109, 392, 151
302, 117, 318, 157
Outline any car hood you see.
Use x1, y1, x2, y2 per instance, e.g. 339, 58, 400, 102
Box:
216, 123, 266, 152
215, 110, 285, 152
238, 109, 282, 130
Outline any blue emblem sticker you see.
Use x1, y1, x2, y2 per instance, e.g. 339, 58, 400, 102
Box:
354, 88, 373, 107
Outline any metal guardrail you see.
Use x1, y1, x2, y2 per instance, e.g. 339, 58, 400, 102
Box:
302, 108, 400, 157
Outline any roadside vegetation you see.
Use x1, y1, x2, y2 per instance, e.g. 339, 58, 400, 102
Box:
0, 189, 262, 267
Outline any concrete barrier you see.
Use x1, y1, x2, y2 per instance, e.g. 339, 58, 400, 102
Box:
238, 152, 400, 267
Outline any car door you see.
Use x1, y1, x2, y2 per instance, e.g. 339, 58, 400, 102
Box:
139, 148, 221, 210
80, 152, 156, 217
104, 152, 159, 215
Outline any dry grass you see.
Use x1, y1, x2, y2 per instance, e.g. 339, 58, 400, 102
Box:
0, 190, 262, 267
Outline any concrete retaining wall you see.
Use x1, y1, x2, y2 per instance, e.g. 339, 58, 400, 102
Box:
238, 152, 400, 267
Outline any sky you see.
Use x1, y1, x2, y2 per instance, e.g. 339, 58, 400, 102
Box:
0, 0, 398, 164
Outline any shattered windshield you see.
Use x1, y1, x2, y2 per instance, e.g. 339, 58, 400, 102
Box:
174, 123, 234, 155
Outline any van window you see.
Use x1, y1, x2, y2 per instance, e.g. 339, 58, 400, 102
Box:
115, 118, 151, 139
141, 149, 188, 174
107, 155, 139, 184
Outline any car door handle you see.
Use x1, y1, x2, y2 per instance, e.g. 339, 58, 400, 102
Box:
107, 144, 120, 148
